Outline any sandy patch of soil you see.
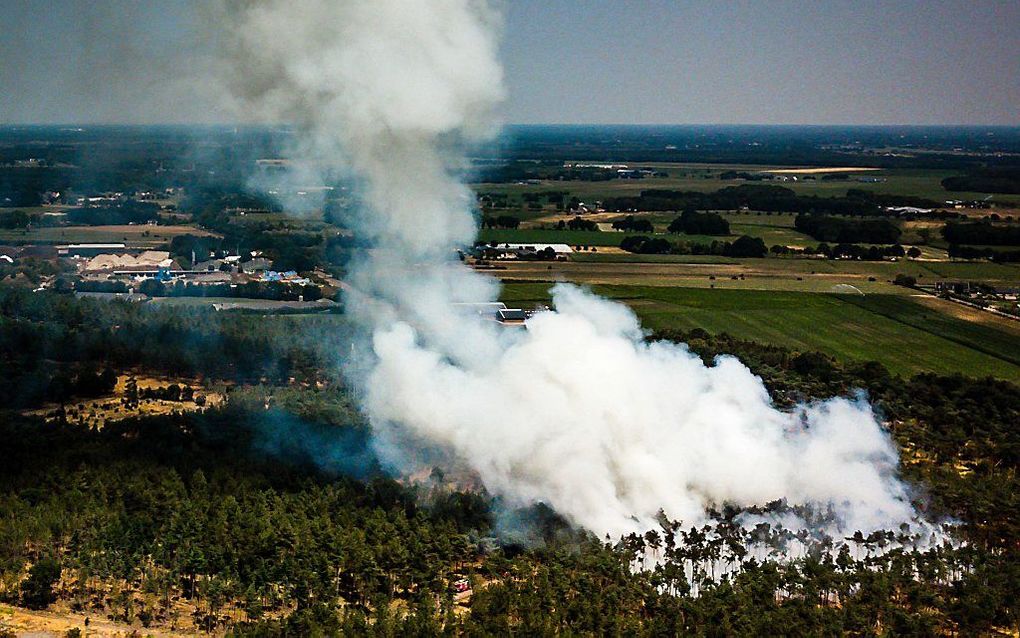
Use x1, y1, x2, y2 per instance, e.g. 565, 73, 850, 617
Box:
22, 374, 225, 430
912, 295, 1020, 335
1, 603, 202, 637
762, 167, 882, 174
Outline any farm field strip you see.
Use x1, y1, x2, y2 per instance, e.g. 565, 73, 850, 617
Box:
493, 260, 909, 293
0, 224, 219, 246
499, 283, 1020, 381
474, 164, 1001, 202
491, 253, 1020, 287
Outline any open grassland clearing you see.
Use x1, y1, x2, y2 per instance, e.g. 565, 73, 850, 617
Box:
22, 373, 225, 429
1, 602, 199, 638
730, 223, 815, 247
0, 224, 218, 247
500, 283, 1020, 381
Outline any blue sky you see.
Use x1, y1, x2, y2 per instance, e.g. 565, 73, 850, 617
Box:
2, 0, 1018, 125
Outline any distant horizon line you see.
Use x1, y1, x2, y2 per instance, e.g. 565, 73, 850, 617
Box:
2, 122, 1019, 129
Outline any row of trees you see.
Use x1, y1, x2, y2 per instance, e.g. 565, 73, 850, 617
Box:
66, 201, 162, 225
943, 220, 1020, 246
621, 234, 767, 257
666, 208, 730, 235
771, 242, 915, 261
554, 216, 598, 231
948, 244, 1020, 262
480, 214, 520, 229
604, 184, 894, 216
942, 167, 1020, 194
794, 214, 902, 244
0, 288, 346, 408
137, 279, 323, 302
611, 215, 654, 232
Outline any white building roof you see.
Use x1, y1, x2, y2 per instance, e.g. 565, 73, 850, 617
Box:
62, 243, 127, 249
84, 250, 172, 272
499, 243, 574, 254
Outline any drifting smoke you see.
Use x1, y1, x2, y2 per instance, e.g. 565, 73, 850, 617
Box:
222, 0, 935, 541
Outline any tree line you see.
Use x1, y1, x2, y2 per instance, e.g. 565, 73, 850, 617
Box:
794, 214, 902, 244
604, 184, 894, 216
943, 221, 1020, 246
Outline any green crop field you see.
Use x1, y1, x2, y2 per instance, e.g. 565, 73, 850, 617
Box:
493, 256, 934, 294
569, 253, 741, 264
512, 251, 1020, 291
478, 224, 813, 250
474, 165, 1008, 206
477, 228, 726, 247
0, 224, 217, 247
500, 283, 1020, 381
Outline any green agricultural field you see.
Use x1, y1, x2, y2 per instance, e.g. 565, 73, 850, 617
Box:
505, 251, 1020, 292
474, 164, 1006, 206
478, 226, 784, 248
500, 283, 1020, 381
569, 254, 741, 264
476, 228, 731, 247
596, 210, 816, 247
0, 224, 218, 247
915, 260, 1020, 282
493, 257, 935, 294
728, 223, 815, 247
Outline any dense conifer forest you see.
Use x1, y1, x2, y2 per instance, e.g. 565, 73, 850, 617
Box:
0, 292, 1017, 635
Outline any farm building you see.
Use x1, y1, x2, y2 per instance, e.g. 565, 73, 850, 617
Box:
496, 308, 527, 324
453, 302, 531, 326
83, 250, 178, 274
477, 243, 573, 261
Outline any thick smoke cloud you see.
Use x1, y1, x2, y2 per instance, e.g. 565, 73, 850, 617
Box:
221, 0, 931, 541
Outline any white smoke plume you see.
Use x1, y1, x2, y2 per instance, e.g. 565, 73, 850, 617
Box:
221, 0, 934, 541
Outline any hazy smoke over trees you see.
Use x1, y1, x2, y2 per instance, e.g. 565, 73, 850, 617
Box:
219, 0, 934, 541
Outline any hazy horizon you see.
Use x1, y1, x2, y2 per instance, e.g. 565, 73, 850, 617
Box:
1, 0, 1019, 126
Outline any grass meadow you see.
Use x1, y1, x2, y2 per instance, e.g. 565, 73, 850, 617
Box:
474, 164, 1008, 206
500, 283, 1020, 381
